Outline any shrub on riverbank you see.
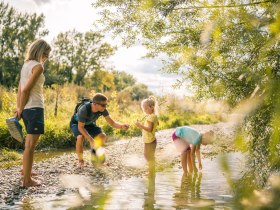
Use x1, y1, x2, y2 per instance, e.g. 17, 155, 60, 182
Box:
0, 85, 224, 150
0, 148, 21, 162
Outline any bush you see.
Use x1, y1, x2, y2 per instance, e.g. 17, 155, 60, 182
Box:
0, 85, 223, 150
0, 148, 21, 162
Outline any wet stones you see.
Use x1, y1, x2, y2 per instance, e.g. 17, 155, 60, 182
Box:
0, 122, 236, 208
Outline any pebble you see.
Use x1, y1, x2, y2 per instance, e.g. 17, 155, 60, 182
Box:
0, 122, 236, 208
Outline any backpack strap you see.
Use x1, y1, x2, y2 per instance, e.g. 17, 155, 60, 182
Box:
86, 102, 92, 116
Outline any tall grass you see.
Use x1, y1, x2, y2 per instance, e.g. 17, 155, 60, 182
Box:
0, 85, 226, 150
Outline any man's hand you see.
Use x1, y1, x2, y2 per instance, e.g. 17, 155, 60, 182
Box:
121, 124, 130, 130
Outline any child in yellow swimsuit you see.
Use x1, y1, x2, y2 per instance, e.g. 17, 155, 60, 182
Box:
135, 96, 159, 176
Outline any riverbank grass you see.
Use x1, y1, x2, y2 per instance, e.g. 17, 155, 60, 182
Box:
0, 148, 21, 162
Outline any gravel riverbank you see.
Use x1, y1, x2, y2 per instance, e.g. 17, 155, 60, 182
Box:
0, 122, 237, 208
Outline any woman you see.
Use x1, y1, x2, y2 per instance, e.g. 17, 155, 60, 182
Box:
16, 39, 51, 187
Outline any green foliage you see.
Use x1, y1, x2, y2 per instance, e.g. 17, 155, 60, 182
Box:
112, 70, 136, 91
0, 85, 221, 149
123, 83, 153, 101
94, 0, 280, 187
0, 148, 21, 162
38, 119, 74, 149
50, 30, 115, 86
1, 88, 17, 113
0, 1, 48, 87
88, 69, 115, 92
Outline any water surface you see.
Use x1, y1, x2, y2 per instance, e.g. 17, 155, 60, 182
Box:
20, 152, 245, 209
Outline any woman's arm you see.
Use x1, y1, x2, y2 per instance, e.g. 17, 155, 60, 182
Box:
17, 64, 43, 118
16, 82, 22, 119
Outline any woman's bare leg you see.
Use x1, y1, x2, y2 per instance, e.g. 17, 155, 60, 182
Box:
22, 134, 40, 187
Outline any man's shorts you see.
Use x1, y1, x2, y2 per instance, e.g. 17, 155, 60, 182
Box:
22, 108, 44, 134
70, 122, 102, 138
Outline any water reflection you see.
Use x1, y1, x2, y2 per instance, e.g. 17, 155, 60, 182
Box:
21, 197, 34, 210
173, 172, 216, 209
143, 173, 156, 210
4, 153, 244, 209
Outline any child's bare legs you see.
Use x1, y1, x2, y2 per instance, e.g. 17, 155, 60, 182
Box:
144, 140, 157, 176
191, 147, 198, 173
22, 134, 40, 187
181, 149, 193, 175
76, 135, 84, 167
181, 151, 188, 175
186, 150, 193, 173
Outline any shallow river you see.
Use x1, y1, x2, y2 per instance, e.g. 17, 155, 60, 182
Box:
13, 152, 244, 210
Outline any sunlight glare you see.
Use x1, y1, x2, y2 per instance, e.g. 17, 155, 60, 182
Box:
228, 97, 261, 124
60, 174, 91, 188
122, 154, 146, 168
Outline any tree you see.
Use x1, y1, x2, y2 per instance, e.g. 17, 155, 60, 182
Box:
87, 69, 115, 92
94, 0, 280, 186
123, 83, 153, 101
51, 30, 115, 85
44, 61, 72, 86
0, 1, 48, 87
112, 70, 136, 91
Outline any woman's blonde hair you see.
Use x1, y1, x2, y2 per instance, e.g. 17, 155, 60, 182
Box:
25, 39, 51, 62
141, 95, 159, 116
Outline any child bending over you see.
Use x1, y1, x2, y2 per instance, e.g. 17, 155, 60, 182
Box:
172, 126, 214, 174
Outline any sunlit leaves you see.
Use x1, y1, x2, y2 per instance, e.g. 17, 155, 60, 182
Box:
234, 128, 248, 152
0, 1, 48, 87
51, 30, 115, 85
268, 78, 280, 167
269, 11, 280, 35
94, 1, 280, 193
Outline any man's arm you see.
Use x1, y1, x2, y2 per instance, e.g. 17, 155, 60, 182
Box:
77, 122, 94, 148
104, 115, 129, 130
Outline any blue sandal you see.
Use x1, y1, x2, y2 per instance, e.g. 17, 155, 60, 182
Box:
6, 117, 24, 142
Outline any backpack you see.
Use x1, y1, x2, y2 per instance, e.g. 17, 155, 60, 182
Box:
74, 97, 92, 114
71, 97, 92, 124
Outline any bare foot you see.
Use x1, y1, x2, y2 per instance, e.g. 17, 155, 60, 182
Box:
78, 160, 85, 169
22, 179, 41, 188
20, 169, 38, 176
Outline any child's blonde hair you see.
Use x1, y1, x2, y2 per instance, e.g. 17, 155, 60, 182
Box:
141, 95, 159, 116
25, 39, 51, 62
201, 130, 215, 145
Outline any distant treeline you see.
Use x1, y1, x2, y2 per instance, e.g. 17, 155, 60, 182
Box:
0, 1, 152, 102
0, 84, 223, 150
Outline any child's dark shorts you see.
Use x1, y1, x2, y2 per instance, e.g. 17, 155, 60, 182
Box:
22, 108, 44, 134
70, 122, 102, 138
